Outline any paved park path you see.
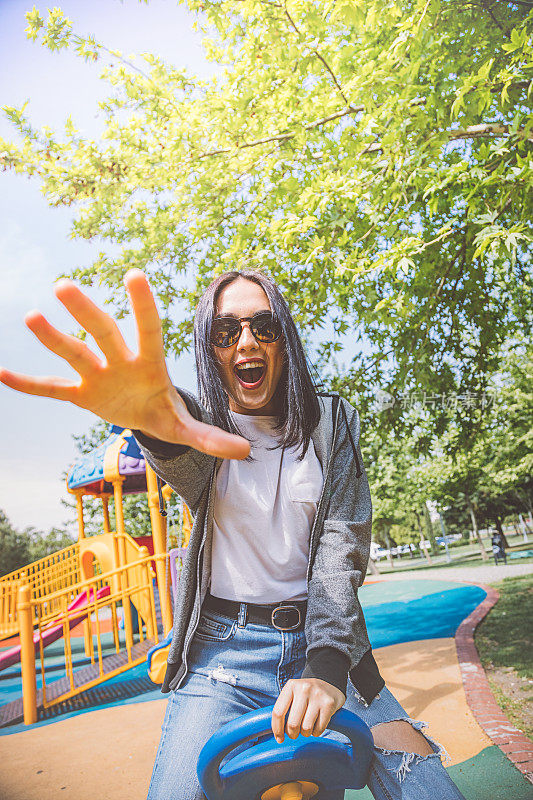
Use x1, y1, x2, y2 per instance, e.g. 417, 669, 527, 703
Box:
371, 561, 532, 584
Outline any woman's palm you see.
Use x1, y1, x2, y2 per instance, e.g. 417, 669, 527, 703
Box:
0, 269, 250, 460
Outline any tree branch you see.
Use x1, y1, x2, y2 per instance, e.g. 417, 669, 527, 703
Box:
396, 225, 468, 384
194, 116, 528, 164
400, 190, 515, 384
282, 1, 352, 107
195, 104, 364, 160
477, 0, 512, 38
448, 123, 533, 141
434, 225, 470, 371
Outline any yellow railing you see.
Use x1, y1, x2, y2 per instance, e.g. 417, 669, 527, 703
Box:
0, 532, 152, 641
0, 542, 81, 640
18, 549, 166, 725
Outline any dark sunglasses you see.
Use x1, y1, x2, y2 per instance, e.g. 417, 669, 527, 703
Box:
210, 311, 282, 348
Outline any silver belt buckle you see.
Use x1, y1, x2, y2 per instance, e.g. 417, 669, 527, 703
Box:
271, 604, 301, 631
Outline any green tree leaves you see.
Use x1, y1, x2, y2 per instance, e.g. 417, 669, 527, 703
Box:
1, 0, 531, 429
0, 509, 75, 577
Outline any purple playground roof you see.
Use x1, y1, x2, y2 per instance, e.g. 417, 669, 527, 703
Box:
67, 426, 147, 495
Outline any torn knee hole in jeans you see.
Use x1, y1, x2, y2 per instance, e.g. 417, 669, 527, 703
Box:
206, 663, 238, 686
371, 718, 451, 783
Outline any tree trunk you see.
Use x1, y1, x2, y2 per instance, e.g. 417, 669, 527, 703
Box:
424, 501, 439, 556
524, 508, 533, 535
465, 491, 489, 561
367, 557, 380, 576
414, 509, 432, 565
513, 491, 533, 531
384, 527, 394, 569
438, 514, 452, 563
525, 493, 533, 523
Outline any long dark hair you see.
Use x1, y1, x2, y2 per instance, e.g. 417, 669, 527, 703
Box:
193, 270, 321, 459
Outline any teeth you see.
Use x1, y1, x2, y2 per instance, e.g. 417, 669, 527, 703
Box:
236, 361, 264, 370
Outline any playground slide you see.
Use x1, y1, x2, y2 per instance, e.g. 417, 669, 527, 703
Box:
0, 585, 110, 673
147, 630, 172, 685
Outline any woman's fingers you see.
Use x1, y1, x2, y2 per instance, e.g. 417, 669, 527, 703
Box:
301, 703, 320, 737
272, 679, 343, 743
124, 269, 166, 363
0, 368, 77, 401
285, 691, 310, 739
24, 311, 102, 376
54, 280, 132, 362
271, 681, 295, 743
312, 702, 335, 738
183, 416, 251, 460
2, 270, 252, 459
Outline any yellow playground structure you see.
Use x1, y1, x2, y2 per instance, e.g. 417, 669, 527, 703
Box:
0, 426, 190, 727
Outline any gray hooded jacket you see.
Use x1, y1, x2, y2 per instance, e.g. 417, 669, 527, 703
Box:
133, 389, 384, 703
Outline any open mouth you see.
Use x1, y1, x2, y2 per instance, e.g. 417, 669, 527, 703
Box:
233, 360, 266, 389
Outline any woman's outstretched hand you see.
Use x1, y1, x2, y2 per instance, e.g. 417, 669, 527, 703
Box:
0, 269, 250, 461
271, 678, 346, 743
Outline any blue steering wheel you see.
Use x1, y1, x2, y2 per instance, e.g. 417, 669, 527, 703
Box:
197, 704, 374, 800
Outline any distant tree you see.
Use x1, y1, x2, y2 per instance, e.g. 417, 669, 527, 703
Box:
27, 526, 76, 562
483, 343, 533, 520
421, 440, 491, 560
441, 502, 470, 539
71, 419, 109, 454
0, 510, 33, 576
0, 510, 75, 577
358, 414, 435, 565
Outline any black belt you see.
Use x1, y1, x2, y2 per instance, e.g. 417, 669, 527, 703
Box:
203, 591, 307, 632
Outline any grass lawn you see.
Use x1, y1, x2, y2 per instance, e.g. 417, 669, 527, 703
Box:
475, 573, 533, 740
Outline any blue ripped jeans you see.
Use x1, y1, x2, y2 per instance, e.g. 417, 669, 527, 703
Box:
147, 606, 466, 800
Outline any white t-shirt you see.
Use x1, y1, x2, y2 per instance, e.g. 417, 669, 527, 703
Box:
210, 411, 324, 603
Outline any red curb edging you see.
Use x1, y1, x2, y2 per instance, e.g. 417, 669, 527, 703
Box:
455, 582, 533, 784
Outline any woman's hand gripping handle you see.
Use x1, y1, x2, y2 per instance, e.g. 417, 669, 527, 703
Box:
271, 678, 346, 743
0, 269, 250, 461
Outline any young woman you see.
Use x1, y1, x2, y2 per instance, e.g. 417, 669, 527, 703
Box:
0, 269, 465, 800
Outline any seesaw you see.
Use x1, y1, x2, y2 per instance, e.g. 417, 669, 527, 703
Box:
197, 704, 373, 800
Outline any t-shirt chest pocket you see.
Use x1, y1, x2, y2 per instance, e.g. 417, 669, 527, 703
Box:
286, 451, 323, 504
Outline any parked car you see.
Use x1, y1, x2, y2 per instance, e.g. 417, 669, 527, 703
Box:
370, 543, 390, 560
436, 535, 456, 546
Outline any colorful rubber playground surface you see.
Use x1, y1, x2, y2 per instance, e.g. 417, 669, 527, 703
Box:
1, 578, 531, 799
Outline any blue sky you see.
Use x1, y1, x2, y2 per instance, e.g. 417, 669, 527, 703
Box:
0, 0, 213, 533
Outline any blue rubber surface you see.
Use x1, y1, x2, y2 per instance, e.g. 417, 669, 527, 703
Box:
359, 580, 487, 649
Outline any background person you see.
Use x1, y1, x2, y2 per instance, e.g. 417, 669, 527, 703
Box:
491, 531, 507, 565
